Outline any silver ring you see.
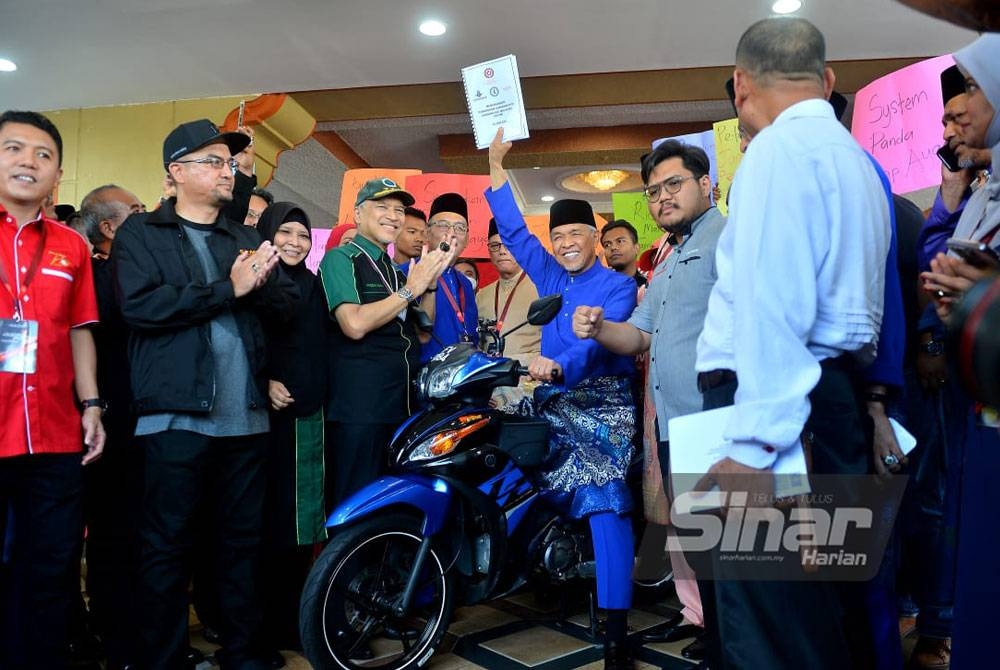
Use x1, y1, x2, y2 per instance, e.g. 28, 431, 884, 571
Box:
936, 289, 946, 299
251, 262, 259, 273
883, 454, 899, 467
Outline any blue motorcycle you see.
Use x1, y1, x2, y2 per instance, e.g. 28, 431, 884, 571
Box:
299, 295, 667, 669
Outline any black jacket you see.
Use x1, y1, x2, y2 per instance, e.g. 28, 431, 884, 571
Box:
112, 200, 298, 415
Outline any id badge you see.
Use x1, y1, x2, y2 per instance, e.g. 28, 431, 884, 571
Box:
0, 318, 38, 374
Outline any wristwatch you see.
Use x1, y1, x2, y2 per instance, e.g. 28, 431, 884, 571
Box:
396, 287, 416, 303
80, 398, 107, 414
921, 339, 944, 356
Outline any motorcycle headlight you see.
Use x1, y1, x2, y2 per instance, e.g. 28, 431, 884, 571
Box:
418, 359, 467, 400
409, 416, 490, 462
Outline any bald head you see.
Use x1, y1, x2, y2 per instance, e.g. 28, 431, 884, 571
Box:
735, 17, 825, 85
80, 184, 142, 252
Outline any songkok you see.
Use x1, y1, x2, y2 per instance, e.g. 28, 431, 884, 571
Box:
429, 193, 468, 220
549, 199, 596, 231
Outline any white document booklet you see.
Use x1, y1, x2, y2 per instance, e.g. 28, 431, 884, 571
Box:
668, 406, 812, 502
461, 54, 530, 149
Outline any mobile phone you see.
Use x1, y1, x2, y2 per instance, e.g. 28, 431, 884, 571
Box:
937, 144, 962, 172
237, 100, 246, 128
946, 237, 1000, 268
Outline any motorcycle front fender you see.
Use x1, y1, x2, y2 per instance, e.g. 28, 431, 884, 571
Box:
326, 473, 452, 536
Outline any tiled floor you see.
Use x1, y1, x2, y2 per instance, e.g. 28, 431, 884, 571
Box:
186, 585, 699, 670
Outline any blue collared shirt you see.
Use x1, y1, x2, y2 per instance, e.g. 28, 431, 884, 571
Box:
416, 266, 478, 363
485, 183, 636, 390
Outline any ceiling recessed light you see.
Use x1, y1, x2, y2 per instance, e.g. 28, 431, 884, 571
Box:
540, 195, 555, 202
419, 20, 446, 37
532, 166, 541, 170
772, 0, 802, 13
0, 58, 17, 72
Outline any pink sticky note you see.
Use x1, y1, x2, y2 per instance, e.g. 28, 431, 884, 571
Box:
851, 54, 955, 194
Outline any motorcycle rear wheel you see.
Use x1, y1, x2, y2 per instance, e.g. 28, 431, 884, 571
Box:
299, 513, 455, 670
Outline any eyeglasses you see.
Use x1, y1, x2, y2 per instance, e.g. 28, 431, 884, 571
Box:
430, 220, 469, 234
486, 241, 505, 252
173, 156, 239, 173
643, 175, 694, 202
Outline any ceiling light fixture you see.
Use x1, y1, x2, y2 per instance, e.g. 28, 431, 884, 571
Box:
532, 166, 542, 170
419, 20, 447, 36
0, 58, 17, 72
540, 195, 555, 202
580, 170, 630, 191
771, 0, 802, 14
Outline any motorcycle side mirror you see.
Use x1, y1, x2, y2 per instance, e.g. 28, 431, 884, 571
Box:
526, 294, 562, 326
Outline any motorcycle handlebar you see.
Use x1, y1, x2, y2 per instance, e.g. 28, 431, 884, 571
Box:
511, 362, 562, 383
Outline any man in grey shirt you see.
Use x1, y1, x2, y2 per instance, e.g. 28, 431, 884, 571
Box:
572, 140, 725, 657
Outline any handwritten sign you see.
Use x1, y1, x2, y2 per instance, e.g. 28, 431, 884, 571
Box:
851, 54, 954, 194
403, 174, 493, 258
611, 193, 662, 250
652, 129, 718, 187
713, 118, 743, 216
305, 228, 331, 273
337, 168, 422, 228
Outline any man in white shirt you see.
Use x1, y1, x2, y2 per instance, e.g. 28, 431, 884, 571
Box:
693, 17, 891, 669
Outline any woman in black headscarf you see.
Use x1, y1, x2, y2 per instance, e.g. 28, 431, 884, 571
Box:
256, 202, 330, 652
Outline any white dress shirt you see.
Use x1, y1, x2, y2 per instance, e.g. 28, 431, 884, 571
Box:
695, 98, 890, 469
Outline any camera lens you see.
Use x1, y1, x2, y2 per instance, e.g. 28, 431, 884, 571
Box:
950, 276, 1000, 407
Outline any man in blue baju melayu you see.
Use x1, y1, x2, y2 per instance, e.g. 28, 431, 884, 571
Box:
484, 128, 638, 670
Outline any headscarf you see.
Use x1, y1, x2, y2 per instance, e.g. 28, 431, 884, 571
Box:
257, 201, 311, 245
324, 222, 356, 252
953, 34, 1000, 149
257, 203, 315, 292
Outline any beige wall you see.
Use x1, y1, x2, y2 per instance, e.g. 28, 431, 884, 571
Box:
46, 96, 246, 209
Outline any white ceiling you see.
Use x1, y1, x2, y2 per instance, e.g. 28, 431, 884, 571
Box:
2, 0, 976, 112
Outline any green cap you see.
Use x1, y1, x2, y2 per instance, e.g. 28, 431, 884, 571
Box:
354, 177, 415, 208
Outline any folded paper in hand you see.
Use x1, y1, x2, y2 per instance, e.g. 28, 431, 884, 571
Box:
668, 406, 811, 506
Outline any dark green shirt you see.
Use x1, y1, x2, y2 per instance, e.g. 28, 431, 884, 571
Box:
319, 234, 420, 424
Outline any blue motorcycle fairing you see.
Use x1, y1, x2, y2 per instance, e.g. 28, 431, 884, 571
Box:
454, 351, 503, 386
326, 473, 451, 536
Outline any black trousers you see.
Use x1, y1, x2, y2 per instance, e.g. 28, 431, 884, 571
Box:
699, 360, 870, 670
0, 453, 83, 670
83, 423, 143, 668
326, 422, 394, 510
136, 430, 267, 670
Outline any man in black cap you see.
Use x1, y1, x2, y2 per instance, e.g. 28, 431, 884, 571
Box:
319, 178, 453, 506
415, 192, 479, 362
486, 130, 638, 669
113, 118, 299, 670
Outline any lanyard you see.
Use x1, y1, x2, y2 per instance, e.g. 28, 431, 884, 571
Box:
439, 270, 467, 326
0, 219, 48, 320
493, 271, 526, 332
349, 240, 399, 295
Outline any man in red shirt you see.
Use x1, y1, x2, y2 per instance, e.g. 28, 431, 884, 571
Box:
0, 110, 105, 670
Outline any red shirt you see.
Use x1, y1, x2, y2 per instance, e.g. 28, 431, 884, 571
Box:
0, 206, 98, 458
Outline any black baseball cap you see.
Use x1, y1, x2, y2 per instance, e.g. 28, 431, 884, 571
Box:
162, 119, 251, 167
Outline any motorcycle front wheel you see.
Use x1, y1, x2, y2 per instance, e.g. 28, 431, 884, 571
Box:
299, 513, 455, 670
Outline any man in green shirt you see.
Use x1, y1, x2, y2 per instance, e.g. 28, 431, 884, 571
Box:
319, 178, 453, 506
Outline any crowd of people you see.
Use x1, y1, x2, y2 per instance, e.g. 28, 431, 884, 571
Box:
0, 12, 999, 670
